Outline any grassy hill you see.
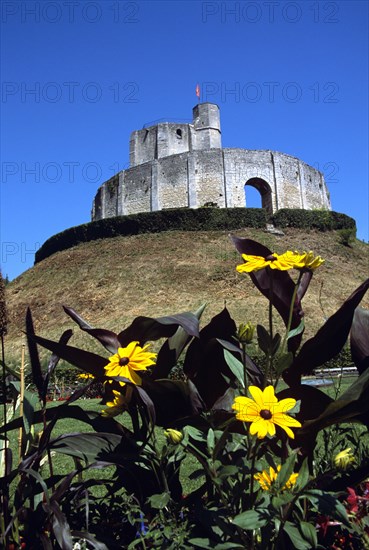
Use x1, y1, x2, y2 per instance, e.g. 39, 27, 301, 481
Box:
4, 227, 369, 365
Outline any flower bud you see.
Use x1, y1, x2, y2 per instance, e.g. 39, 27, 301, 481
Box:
164, 428, 183, 445
334, 448, 355, 470
237, 322, 255, 344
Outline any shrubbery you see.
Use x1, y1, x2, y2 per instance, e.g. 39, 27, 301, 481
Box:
337, 227, 357, 247
34, 207, 356, 264
35, 207, 267, 263
272, 209, 356, 231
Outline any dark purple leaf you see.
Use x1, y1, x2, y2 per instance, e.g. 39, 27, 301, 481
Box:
153, 304, 205, 379
49, 432, 134, 464
48, 500, 73, 550
285, 278, 369, 385
142, 378, 204, 425
42, 329, 73, 403
230, 236, 305, 352
0, 404, 130, 438
63, 305, 121, 354
350, 307, 369, 374
276, 385, 333, 455
298, 366, 369, 435
118, 311, 200, 346
63, 305, 94, 330
30, 334, 108, 377
183, 308, 237, 408
65, 379, 103, 405
26, 308, 44, 401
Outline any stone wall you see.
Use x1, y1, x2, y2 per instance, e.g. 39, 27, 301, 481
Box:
92, 148, 330, 221
91, 103, 331, 222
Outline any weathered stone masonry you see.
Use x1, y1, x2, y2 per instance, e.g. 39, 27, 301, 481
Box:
91, 103, 331, 221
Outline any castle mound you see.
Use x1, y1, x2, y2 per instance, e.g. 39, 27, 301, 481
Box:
5, 227, 369, 362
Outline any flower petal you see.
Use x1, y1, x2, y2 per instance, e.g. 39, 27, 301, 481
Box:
248, 386, 265, 409
249, 419, 268, 439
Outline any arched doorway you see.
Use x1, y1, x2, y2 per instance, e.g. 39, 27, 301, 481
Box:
245, 178, 273, 214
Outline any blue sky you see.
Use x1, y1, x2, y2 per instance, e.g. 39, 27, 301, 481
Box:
1, 0, 368, 280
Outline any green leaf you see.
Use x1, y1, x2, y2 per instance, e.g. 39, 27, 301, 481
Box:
22, 389, 40, 438
287, 319, 305, 340
293, 458, 310, 491
218, 465, 239, 478
184, 426, 206, 442
232, 509, 268, 530
147, 492, 170, 509
207, 428, 215, 453
276, 452, 297, 491
224, 349, 245, 388
271, 493, 295, 509
299, 521, 318, 548
283, 521, 312, 550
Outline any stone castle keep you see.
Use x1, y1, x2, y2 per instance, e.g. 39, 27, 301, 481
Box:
91, 103, 331, 220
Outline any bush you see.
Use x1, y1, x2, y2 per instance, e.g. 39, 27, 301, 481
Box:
338, 228, 357, 247
35, 208, 267, 263
272, 209, 356, 231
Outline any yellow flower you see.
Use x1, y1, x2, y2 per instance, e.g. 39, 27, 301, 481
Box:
236, 250, 324, 274
101, 390, 127, 417
77, 372, 94, 380
237, 254, 289, 273
254, 465, 299, 491
278, 250, 324, 271
334, 448, 356, 470
104, 342, 157, 386
164, 428, 183, 445
237, 322, 255, 344
232, 385, 301, 439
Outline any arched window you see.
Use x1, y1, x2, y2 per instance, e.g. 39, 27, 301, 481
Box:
245, 178, 273, 214
176, 128, 182, 139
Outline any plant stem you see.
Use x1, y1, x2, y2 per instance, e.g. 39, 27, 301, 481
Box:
242, 343, 248, 390
280, 272, 303, 356
267, 271, 274, 386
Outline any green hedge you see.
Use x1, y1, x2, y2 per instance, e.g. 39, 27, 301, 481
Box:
272, 209, 356, 231
35, 207, 266, 263
35, 207, 356, 264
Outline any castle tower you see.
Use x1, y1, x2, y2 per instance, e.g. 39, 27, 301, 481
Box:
192, 102, 222, 150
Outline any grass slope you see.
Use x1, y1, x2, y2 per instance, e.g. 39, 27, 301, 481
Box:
4, 228, 369, 363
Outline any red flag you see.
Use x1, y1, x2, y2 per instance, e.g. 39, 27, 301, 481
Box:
196, 83, 200, 99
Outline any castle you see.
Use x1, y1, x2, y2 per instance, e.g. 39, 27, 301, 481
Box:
91, 103, 331, 221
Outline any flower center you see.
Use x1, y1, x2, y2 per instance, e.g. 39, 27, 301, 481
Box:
265, 255, 277, 262
260, 409, 273, 420
119, 356, 130, 366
